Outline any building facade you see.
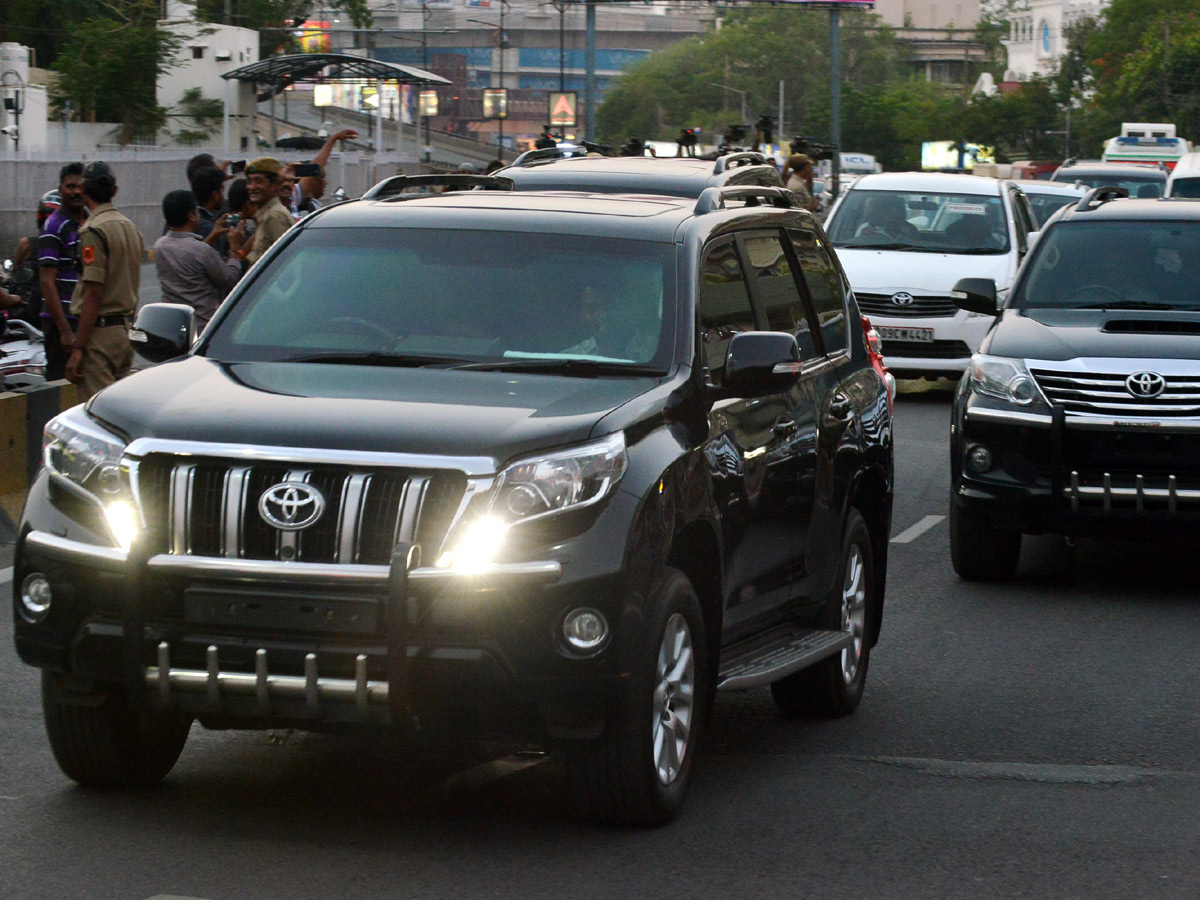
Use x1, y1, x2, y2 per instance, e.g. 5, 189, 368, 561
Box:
1001, 0, 1109, 81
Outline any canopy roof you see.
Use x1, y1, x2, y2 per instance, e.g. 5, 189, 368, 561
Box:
221, 53, 450, 88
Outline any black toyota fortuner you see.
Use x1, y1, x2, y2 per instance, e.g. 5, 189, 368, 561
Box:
951, 189, 1200, 580
13, 180, 893, 825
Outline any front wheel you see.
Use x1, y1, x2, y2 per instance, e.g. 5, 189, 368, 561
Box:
42, 672, 192, 788
949, 501, 1021, 581
564, 568, 709, 826
771, 509, 875, 719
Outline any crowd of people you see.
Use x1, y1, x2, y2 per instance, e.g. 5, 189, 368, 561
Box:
3, 128, 357, 401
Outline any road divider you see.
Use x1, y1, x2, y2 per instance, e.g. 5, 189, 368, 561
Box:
0, 381, 81, 535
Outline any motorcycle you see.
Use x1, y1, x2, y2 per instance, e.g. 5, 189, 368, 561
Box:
2, 259, 47, 391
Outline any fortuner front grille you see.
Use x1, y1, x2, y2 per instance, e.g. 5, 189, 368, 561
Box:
1030, 368, 1200, 417
135, 457, 467, 565
855, 292, 959, 318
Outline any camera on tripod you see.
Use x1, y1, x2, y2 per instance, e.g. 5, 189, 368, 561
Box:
789, 136, 835, 161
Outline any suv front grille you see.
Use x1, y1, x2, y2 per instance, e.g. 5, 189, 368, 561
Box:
855, 292, 959, 318
1030, 368, 1200, 417
135, 456, 467, 565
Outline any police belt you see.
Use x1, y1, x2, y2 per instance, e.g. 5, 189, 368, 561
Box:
95, 313, 132, 328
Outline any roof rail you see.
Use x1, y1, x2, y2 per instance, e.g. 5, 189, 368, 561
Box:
712, 151, 769, 174
361, 174, 514, 200
508, 146, 591, 167
1060, 157, 1078, 168
1075, 185, 1128, 211
694, 185, 797, 215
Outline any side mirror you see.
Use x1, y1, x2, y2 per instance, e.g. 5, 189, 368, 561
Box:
720, 332, 802, 398
130, 303, 195, 363
332, 186, 347, 202
951, 277, 999, 316
1025, 230, 1042, 254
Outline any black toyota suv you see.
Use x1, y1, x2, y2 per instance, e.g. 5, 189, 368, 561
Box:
950, 189, 1200, 580
498, 151, 789, 199
12, 181, 892, 825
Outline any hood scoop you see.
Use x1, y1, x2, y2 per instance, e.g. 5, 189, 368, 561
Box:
1103, 319, 1200, 335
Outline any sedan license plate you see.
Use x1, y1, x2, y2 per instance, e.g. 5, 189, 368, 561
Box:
876, 326, 935, 343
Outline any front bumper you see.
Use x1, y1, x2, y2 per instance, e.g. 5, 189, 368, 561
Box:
873, 310, 992, 376
14, 506, 632, 739
954, 400, 1200, 535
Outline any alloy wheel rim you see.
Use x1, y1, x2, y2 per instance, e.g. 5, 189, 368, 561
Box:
651, 612, 695, 785
840, 545, 867, 684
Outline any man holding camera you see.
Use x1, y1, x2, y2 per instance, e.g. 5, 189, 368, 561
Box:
154, 190, 246, 329
64, 162, 144, 400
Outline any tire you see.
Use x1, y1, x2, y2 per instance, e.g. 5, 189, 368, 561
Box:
41, 672, 192, 789
771, 509, 874, 719
564, 568, 709, 827
949, 500, 1021, 581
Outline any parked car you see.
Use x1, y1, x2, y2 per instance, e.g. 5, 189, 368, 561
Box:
497, 151, 787, 199
1011, 179, 1088, 227
1165, 151, 1200, 198
13, 180, 893, 826
1050, 159, 1167, 197
823, 171, 1038, 377
949, 188, 1200, 579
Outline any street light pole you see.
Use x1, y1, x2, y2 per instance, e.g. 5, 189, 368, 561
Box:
585, 0, 596, 143
829, 6, 842, 201
498, 0, 505, 153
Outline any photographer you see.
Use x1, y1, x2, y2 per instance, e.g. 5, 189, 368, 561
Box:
783, 154, 820, 213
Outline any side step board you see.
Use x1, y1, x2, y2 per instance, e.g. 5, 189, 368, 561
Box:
717, 629, 853, 691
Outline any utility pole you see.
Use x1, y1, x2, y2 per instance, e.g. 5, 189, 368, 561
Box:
498, 0, 506, 153
829, 6, 841, 201
585, 0, 596, 143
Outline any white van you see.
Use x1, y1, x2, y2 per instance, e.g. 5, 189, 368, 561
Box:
1166, 151, 1200, 198
823, 172, 1037, 377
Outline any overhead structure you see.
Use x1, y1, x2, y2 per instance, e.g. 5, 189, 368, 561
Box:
220, 53, 451, 155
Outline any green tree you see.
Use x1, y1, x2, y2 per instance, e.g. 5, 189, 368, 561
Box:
48, 0, 192, 142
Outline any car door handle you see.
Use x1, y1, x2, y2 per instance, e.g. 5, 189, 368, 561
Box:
829, 394, 853, 420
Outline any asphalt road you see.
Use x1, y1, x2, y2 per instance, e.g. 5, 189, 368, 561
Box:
3, 383, 1199, 899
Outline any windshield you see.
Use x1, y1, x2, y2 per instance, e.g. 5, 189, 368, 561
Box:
204, 228, 674, 370
1026, 193, 1081, 227
1061, 172, 1165, 196
826, 189, 1010, 254
1015, 220, 1200, 309
1169, 177, 1200, 199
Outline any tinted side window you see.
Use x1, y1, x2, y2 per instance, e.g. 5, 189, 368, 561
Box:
698, 238, 755, 385
739, 232, 819, 360
789, 229, 848, 354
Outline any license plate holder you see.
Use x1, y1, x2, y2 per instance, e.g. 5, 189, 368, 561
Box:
877, 326, 935, 343
184, 588, 380, 636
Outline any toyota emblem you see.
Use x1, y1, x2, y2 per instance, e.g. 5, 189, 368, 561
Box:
1125, 371, 1166, 399
891, 292, 915, 307
258, 482, 326, 531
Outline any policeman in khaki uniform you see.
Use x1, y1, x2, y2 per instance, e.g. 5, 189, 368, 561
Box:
241, 156, 296, 265
65, 161, 145, 400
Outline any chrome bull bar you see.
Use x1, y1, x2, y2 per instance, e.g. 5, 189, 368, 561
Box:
145, 642, 390, 722
1064, 471, 1200, 515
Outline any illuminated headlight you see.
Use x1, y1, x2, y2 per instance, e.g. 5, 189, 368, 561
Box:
43, 406, 139, 549
967, 354, 1043, 407
437, 433, 628, 569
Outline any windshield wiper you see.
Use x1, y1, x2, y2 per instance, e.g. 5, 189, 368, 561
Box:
453, 358, 665, 376
1075, 300, 1176, 310
954, 246, 1007, 255
275, 351, 465, 367
843, 241, 923, 251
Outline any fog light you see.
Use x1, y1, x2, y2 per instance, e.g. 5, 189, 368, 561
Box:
966, 444, 995, 473
19, 573, 52, 623
562, 608, 608, 652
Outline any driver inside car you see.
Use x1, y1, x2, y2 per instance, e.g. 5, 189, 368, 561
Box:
854, 194, 920, 242
561, 285, 657, 361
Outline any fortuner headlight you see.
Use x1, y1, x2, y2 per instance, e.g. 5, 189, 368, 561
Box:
967, 354, 1043, 407
43, 407, 138, 549
437, 433, 628, 569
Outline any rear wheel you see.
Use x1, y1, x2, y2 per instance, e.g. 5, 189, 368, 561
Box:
564, 568, 709, 826
771, 509, 874, 719
42, 672, 192, 788
950, 501, 1021, 581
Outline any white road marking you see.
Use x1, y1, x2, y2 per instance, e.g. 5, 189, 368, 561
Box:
890, 515, 946, 544
0, 567, 11, 585
0, 795, 18, 801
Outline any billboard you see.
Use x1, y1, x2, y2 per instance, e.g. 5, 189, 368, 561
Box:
483, 88, 508, 119
548, 91, 577, 128
921, 141, 995, 170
